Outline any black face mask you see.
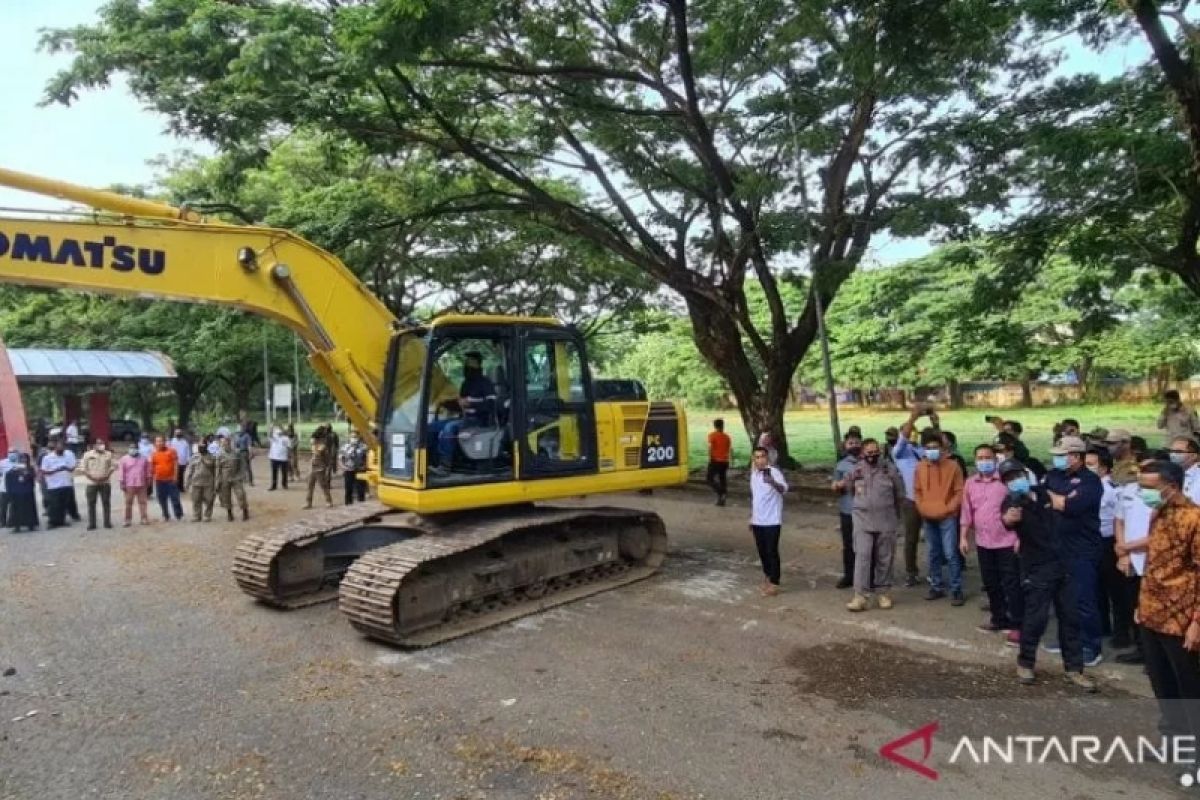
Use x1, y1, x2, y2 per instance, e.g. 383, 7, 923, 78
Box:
846, 446, 862, 457
864, 454, 880, 465
464, 366, 482, 380
885, 438, 898, 447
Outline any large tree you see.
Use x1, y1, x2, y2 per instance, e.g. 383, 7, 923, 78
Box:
44, 0, 1047, 462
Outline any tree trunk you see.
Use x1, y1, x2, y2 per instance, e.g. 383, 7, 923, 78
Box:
1075, 356, 1094, 402
174, 372, 209, 430
947, 379, 964, 409
1020, 373, 1035, 408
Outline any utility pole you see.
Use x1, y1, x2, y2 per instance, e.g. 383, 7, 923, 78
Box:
262, 329, 271, 428
293, 334, 302, 428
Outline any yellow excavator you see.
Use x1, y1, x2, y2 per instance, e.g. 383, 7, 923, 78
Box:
0, 167, 688, 647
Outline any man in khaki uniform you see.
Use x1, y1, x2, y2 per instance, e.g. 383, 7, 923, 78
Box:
80, 438, 116, 530
215, 436, 249, 521
184, 446, 217, 522
845, 438, 907, 612
305, 426, 334, 509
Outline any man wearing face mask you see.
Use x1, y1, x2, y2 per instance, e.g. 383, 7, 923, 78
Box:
1104, 428, 1138, 486
118, 443, 152, 526
999, 460, 1097, 691
844, 438, 905, 612
431, 352, 497, 473
1043, 435, 1105, 666
1169, 437, 1200, 504
831, 433, 864, 589
961, 444, 1021, 643
1117, 460, 1200, 738
79, 438, 116, 531
339, 431, 370, 505
915, 428, 966, 604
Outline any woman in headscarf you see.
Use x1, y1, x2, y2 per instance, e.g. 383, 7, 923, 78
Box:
6, 453, 39, 532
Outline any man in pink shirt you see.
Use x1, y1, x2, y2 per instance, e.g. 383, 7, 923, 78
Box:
959, 443, 1022, 645
118, 443, 153, 526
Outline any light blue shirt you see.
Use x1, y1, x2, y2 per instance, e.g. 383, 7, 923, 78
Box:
891, 439, 925, 501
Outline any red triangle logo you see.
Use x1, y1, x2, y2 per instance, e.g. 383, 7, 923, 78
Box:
879, 721, 940, 780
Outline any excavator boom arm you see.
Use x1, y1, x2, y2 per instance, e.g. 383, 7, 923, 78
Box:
0, 168, 398, 445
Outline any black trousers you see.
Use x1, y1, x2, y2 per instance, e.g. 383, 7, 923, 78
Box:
85, 483, 112, 528
65, 485, 79, 521
46, 486, 71, 527
706, 461, 728, 497
751, 524, 782, 585
0, 491, 8, 527
270, 459, 289, 489
1143, 628, 1200, 738
176, 464, 187, 488
839, 513, 855, 582
343, 472, 367, 504
978, 546, 1023, 629
1097, 541, 1117, 637
1019, 560, 1084, 671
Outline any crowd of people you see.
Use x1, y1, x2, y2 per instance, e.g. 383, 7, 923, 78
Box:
0, 417, 373, 533
709, 391, 1200, 728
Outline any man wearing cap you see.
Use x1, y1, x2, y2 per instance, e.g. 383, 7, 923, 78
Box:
1043, 435, 1105, 666
1158, 390, 1200, 441
999, 459, 1097, 691
1105, 428, 1138, 485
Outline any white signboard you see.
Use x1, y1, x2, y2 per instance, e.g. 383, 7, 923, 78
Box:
272, 383, 293, 408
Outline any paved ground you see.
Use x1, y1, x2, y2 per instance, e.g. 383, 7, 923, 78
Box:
0, 477, 1192, 799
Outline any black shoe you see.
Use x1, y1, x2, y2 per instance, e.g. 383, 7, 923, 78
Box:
836, 577, 853, 589
925, 589, 946, 601
1115, 651, 1145, 665
104, 523, 112, 529
86, 525, 96, 531
951, 592, 965, 607
904, 574, 920, 588
716, 496, 726, 507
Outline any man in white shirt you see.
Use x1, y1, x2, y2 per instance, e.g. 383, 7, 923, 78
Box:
169, 429, 192, 487
1087, 447, 1121, 648
749, 445, 789, 596
1112, 465, 1153, 664
39, 438, 77, 529
1169, 437, 1200, 504
64, 420, 82, 455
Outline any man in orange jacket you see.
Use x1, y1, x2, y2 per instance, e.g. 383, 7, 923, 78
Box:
149, 436, 184, 521
915, 428, 965, 605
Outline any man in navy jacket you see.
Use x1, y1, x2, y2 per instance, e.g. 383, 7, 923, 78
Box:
1043, 435, 1104, 666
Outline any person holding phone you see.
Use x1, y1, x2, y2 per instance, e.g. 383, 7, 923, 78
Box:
749, 446, 789, 596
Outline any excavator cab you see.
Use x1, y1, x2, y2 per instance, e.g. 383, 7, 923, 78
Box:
377, 317, 598, 492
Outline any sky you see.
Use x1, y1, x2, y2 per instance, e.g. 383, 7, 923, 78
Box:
0, 0, 207, 213
0, 0, 1155, 264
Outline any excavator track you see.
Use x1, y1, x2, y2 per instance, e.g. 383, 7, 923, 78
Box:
232, 500, 402, 608
338, 506, 667, 647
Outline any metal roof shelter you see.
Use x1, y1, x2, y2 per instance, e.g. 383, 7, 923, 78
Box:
6, 349, 175, 385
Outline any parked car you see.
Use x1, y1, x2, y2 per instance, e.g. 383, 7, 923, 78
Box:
77, 419, 141, 443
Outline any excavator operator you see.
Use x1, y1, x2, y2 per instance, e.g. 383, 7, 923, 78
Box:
430, 351, 497, 473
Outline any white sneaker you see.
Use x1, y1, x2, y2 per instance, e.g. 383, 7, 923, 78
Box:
1084, 652, 1103, 668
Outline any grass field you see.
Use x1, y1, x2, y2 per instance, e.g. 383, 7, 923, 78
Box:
684, 403, 1170, 470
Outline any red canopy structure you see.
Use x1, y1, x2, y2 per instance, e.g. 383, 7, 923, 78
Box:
0, 345, 175, 451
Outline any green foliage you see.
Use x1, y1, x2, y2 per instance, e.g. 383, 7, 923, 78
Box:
40, 0, 1054, 460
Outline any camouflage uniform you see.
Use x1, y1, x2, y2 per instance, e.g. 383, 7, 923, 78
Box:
216, 446, 249, 521
305, 438, 333, 508
184, 452, 217, 522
